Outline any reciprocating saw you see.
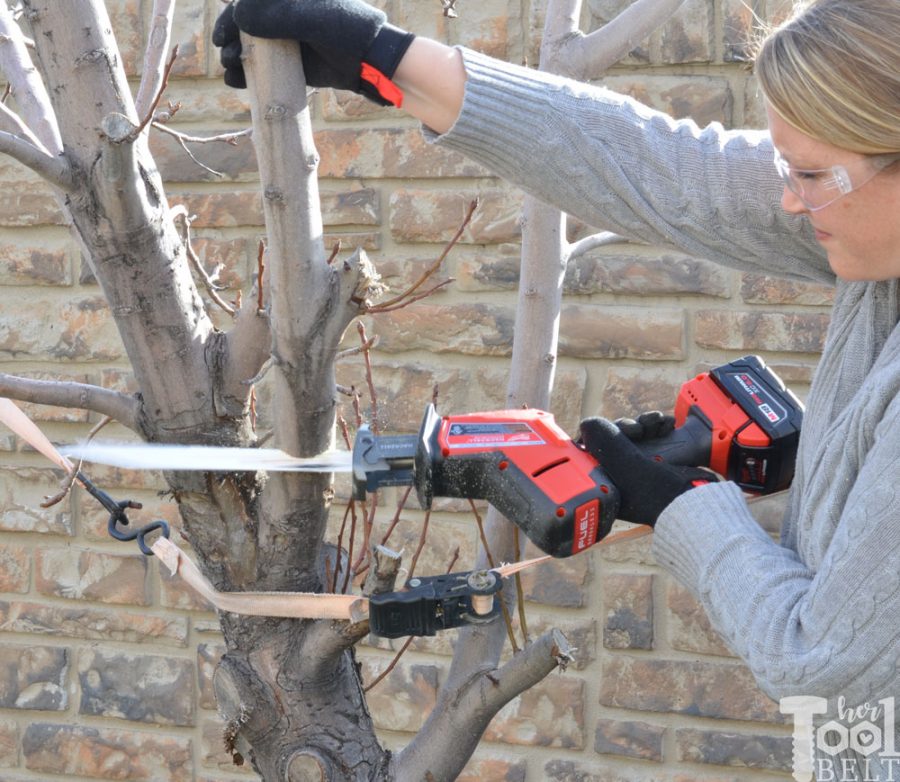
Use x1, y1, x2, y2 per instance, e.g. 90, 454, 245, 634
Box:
352, 355, 804, 558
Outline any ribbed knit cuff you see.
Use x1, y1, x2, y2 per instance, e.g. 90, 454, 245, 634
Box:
651, 481, 773, 595
424, 47, 576, 165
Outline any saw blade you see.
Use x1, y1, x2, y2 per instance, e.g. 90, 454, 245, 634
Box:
60, 442, 353, 473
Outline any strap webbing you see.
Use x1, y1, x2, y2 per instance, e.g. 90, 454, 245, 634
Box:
0, 395, 651, 620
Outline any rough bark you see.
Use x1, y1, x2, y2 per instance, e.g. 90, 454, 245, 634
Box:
12, 3, 387, 779
208, 34, 391, 781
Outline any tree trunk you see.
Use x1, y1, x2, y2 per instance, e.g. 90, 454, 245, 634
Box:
19, 3, 388, 778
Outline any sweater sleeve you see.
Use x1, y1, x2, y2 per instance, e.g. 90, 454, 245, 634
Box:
429, 48, 834, 285
651, 394, 900, 705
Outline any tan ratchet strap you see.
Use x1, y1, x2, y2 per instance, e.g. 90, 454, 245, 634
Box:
1, 396, 651, 621
151, 536, 555, 622
149, 529, 648, 621
0, 397, 77, 473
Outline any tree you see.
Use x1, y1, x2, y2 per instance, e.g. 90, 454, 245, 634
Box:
0, 0, 682, 779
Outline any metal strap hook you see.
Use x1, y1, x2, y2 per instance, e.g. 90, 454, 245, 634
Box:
78, 471, 170, 556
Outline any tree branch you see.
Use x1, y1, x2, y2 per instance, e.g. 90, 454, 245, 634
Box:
134, 0, 175, 120
366, 198, 476, 313
567, 229, 630, 260
150, 123, 252, 178
171, 206, 236, 316
130, 45, 178, 140
0, 3, 62, 154
549, 0, 688, 79
152, 123, 252, 146
0, 129, 73, 189
0, 374, 140, 431
394, 629, 572, 781
0, 99, 46, 150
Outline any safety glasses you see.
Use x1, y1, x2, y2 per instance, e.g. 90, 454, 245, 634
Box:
773, 149, 900, 212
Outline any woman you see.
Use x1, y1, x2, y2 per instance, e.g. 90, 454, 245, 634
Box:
216, 0, 900, 776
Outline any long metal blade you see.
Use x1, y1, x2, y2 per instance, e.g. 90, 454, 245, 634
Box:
60, 442, 353, 473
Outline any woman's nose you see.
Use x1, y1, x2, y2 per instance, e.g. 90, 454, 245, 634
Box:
780, 184, 809, 215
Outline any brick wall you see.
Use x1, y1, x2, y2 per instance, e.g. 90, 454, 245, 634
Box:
0, 0, 831, 779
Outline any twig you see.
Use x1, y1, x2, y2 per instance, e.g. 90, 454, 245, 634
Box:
366, 198, 477, 313
380, 485, 412, 547
256, 240, 266, 313
326, 240, 342, 265
364, 637, 414, 693
341, 500, 359, 595
351, 389, 363, 429
513, 528, 529, 645
40, 457, 82, 508
468, 500, 496, 569
364, 279, 455, 314
332, 503, 353, 593
173, 133, 226, 177
351, 491, 377, 576
336, 335, 378, 362
151, 123, 253, 178
88, 415, 115, 440
130, 45, 179, 140
172, 207, 236, 316
344, 321, 382, 577
357, 322, 379, 434
334, 415, 357, 589
152, 123, 251, 145
257, 430, 273, 447
323, 556, 333, 596
338, 414, 353, 450
248, 386, 257, 432
469, 499, 519, 653
351, 462, 380, 579
152, 99, 182, 124
40, 415, 112, 509
364, 545, 461, 693
242, 355, 273, 387
407, 510, 430, 579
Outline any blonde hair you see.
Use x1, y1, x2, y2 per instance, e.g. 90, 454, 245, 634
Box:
754, 0, 900, 155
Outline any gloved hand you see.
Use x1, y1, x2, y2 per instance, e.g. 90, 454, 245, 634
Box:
579, 417, 714, 526
212, 0, 416, 106
613, 410, 676, 443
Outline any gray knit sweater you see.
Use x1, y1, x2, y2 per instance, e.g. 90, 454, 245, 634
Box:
431, 49, 900, 775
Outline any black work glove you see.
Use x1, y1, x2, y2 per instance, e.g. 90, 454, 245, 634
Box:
579, 417, 714, 526
212, 0, 415, 107
614, 410, 676, 443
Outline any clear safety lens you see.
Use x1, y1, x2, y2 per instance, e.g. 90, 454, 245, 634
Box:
772, 149, 897, 212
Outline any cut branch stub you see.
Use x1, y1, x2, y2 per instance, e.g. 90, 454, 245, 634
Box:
285, 749, 331, 782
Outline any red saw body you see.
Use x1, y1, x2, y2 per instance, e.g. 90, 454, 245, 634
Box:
352, 355, 803, 558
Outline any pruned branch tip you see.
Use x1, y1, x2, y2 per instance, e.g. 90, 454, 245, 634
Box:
366, 198, 477, 314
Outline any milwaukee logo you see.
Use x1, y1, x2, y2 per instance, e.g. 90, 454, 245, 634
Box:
572, 499, 600, 553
